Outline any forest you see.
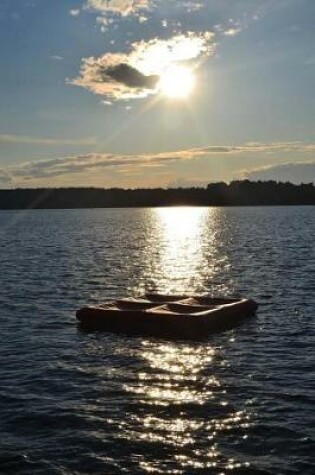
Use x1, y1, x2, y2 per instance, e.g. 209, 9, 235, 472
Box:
0, 180, 314, 209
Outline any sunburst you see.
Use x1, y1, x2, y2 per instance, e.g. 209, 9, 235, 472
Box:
158, 65, 195, 99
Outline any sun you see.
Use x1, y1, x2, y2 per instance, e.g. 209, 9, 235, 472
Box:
158, 65, 195, 99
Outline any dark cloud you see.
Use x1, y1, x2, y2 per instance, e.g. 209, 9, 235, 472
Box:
102, 63, 159, 89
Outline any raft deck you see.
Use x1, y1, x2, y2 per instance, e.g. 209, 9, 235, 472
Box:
76, 293, 258, 339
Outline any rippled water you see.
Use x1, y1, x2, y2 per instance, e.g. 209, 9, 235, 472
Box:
0, 207, 314, 474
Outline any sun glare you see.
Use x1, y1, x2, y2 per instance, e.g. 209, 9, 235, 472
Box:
158, 65, 195, 99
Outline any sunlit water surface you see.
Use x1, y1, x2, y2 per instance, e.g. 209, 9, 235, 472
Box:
0, 207, 314, 474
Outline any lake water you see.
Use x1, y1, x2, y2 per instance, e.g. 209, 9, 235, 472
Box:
0, 207, 314, 474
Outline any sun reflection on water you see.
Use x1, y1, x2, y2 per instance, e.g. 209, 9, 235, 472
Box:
131, 206, 235, 296
80, 207, 253, 472
123, 339, 253, 473
79, 334, 253, 473
156, 207, 206, 292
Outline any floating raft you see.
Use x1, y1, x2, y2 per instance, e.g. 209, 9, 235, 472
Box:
76, 293, 258, 339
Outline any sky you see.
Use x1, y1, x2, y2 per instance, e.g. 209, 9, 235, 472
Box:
0, 0, 314, 188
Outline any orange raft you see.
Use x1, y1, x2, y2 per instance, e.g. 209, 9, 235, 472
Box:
76, 293, 258, 339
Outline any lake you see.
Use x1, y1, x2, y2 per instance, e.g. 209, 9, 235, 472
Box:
0, 207, 314, 474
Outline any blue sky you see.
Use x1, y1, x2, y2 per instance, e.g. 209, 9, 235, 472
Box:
0, 0, 314, 188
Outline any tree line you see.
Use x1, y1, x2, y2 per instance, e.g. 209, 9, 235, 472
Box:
0, 180, 314, 209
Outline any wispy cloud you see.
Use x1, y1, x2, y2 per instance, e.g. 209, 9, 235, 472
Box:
71, 32, 215, 101
223, 27, 243, 37
182, 1, 204, 13
3, 152, 184, 183
69, 8, 80, 16
6, 137, 308, 154
197, 142, 315, 155
83, 0, 152, 30
84, 0, 207, 19
0, 134, 96, 146
83, 0, 270, 32
1, 141, 314, 187
85, 0, 149, 17
50, 55, 63, 61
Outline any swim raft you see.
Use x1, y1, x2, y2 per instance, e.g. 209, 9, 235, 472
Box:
76, 293, 258, 338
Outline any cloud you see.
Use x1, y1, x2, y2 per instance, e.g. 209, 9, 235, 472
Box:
1, 148, 195, 185
0, 134, 96, 146
84, 0, 152, 30
71, 32, 215, 100
214, 17, 246, 37
85, 0, 149, 17
104, 63, 159, 89
70, 53, 153, 101
84, 0, 206, 21
196, 142, 315, 155
182, 2, 204, 13
1, 152, 175, 185
84, 0, 208, 32
69, 8, 80, 16
51, 55, 63, 61
223, 27, 242, 36
7, 137, 309, 154
244, 161, 315, 184
2, 141, 314, 186
95, 15, 115, 31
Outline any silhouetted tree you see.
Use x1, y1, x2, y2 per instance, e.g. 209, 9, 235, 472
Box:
0, 181, 314, 209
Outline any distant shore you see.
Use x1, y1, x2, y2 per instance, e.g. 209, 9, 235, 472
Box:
0, 180, 314, 209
